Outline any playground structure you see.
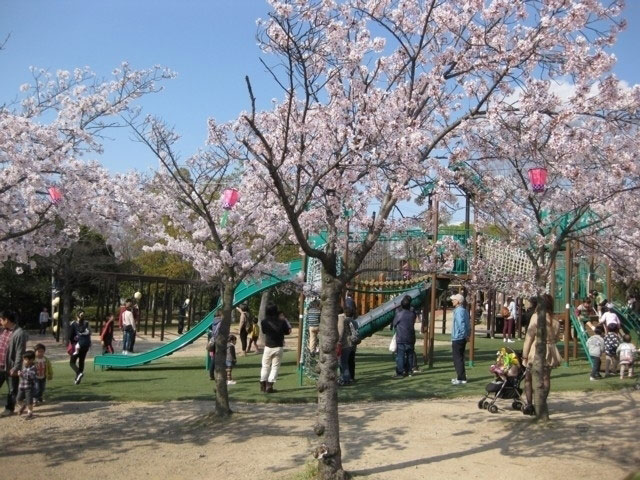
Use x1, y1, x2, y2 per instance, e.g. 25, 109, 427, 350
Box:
90, 196, 640, 376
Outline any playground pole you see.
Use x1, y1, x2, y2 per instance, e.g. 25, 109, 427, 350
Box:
469, 290, 476, 367
428, 273, 437, 368
428, 196, 439, 368
563, 242, 571, 367
296, 252, 308, 369
469, 203, 478, 363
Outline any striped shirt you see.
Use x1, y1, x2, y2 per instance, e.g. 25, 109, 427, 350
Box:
307, 307, 321, 328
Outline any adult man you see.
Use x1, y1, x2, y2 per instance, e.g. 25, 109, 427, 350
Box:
450, 294, 471, 385
391, 295, 416, 379
121, 303, 137, 354
38, 307, 50, 335
0, 310, 29, 416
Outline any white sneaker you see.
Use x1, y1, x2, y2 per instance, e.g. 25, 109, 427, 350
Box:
507, 339, 515, 343
589, 376, 597, 381
227, 380, 236, 385
451, 379, 467, 385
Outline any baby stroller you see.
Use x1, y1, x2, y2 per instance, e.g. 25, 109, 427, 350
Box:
477, 347, 526, 414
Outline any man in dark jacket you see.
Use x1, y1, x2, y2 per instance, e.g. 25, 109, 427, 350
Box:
0, 310, 29, 416
392, 295, 416, 378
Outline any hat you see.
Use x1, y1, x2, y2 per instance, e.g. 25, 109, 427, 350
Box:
606, 303, 614, 309
450, 293, 464, 304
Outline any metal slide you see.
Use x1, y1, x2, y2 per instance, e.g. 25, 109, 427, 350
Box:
94, 259, 303, 369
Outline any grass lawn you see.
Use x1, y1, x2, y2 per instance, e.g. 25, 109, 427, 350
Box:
36, 334, 634, 404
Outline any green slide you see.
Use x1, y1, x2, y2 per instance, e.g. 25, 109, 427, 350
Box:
569, 310, 594, 367
354, 281, 431, 339
94, 259, 303, 369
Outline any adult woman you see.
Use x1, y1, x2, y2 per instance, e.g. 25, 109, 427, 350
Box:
259, 303, 291, 393
521, 294, 563, 416
69, 311, 91, 385
236, 303, 252, 355
503, 297, 516, 343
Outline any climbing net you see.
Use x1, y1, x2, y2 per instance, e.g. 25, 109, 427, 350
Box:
478, 237, 535, 290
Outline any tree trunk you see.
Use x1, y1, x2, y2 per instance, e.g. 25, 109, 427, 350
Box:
61, 286, 72, 345
315, 270, 348, 480
533, 271, 551, 422
258, 289, 270, 347
213, 281, 233, 417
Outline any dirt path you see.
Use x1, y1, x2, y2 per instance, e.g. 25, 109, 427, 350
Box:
0, 390, 637, 479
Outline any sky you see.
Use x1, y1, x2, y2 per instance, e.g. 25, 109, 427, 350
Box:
2, 0, 640, 176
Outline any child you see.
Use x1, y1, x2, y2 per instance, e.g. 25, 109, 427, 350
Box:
489, 348, 520, 382
226, 334, 237, 385
603, 324, 621, 376
100, 314, 115, 354
33, 343, 53, 403
586, 325, 605, 380
17, 350, 37, 419
616, 334, 637, 379
247, 320, 260, 354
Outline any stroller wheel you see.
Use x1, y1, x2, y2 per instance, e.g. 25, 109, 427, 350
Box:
512, 401, 522, 410
478, 400, 485, 410
521, 404, 536, 416
489, 405, 499, 414
482, 401, 490, 409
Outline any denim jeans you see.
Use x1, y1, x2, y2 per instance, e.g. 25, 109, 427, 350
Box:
340, 346, 353, 382
452, 339, 467, 381
123, 328, 134, 352
590, 355, 602, 378
0, 370, 19, 411
396, 343, 415, 376
34, 378, 47, 401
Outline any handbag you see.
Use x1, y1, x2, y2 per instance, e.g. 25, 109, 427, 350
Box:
388, 333, 397, 353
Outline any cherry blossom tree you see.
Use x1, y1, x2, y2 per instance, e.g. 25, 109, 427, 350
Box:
0, 63, 174, 265
217, 0, 632, 475
463, 70, 640, 420
125, 116, 291, 416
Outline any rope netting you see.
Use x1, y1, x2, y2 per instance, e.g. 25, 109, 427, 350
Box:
478, 237, 534, 291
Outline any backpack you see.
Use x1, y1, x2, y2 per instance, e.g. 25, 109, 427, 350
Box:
501, 306, 510, 319
347, 319, 361, 345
